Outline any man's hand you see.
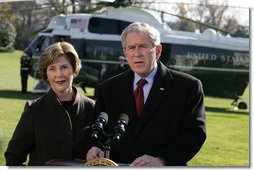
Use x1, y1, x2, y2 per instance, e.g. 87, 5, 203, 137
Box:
86, 146, 104, 161
131, 154, 165, 166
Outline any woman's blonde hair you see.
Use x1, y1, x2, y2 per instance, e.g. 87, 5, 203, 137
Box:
39, 42, 81, 81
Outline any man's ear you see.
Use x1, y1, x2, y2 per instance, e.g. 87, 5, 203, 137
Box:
156, 44, 162, 60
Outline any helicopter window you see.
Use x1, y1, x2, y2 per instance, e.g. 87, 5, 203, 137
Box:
88, 17, 131, 35
89, 18, 100, 27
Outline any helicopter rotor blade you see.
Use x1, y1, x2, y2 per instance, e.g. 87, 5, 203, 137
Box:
85, 0, 231, 34
134, 6, 231, 34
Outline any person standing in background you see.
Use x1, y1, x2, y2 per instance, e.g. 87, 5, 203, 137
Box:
20, 54, 31, 93
115, 56, 129, 74
98, 63, 111, 83
94, 63, 112, 96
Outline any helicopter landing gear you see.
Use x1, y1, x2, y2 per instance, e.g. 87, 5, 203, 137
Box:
231, 97, 248, 110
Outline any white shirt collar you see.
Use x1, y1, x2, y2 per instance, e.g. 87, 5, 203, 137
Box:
134, 62, 158, 88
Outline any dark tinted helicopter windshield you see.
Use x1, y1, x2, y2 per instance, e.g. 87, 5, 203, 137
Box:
88, 17, 131, 35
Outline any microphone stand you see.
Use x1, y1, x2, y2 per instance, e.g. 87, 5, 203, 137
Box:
96, 131, 112, 159
103, 138, 111, 158
92, 113, 128, 160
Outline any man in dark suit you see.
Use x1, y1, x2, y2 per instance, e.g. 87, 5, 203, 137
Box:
20, 54, 31, 93
98, 63, 111, 83
86, 22, 206, 166
94, 63, 112, 96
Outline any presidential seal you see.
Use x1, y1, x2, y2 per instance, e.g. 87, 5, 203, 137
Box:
84, 158, 118, 166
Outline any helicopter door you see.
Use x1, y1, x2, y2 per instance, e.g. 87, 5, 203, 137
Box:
160, 43, 172, 65
34, 36, 51, 54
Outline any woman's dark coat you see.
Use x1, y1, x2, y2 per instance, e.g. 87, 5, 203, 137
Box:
5, 87, 95, 166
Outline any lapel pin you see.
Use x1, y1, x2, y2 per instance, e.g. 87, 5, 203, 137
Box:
160, 87, 164, 91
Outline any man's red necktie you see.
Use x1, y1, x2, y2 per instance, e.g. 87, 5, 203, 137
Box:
134, 79, 148, 117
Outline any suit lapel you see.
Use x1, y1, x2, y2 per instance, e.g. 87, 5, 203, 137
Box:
135, 62, 174, 136
114, 71, 137, 118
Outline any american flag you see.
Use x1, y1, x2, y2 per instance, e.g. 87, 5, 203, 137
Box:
70, 18, 87, 29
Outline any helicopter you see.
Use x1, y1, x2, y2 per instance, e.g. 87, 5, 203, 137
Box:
20, 0, 249, 109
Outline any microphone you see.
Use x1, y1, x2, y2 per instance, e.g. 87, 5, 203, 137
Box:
112, 113, 129, 143
91, 112, 108, 139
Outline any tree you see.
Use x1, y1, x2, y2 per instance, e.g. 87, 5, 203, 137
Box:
223, 17, 238, 34
0, 2, 15, 21
174, 0, 246, 35
232, 25, 249, 38
44, 0, 72, 15
1, 0, 74, 50
174, 3, 196, 31
0, 2, 16, 52
78, 0, 103, 13
10, 1, 45, 50
0, 18, 16, 52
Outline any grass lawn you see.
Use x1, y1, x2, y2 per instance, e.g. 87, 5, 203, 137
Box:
0, 51, 250, 166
